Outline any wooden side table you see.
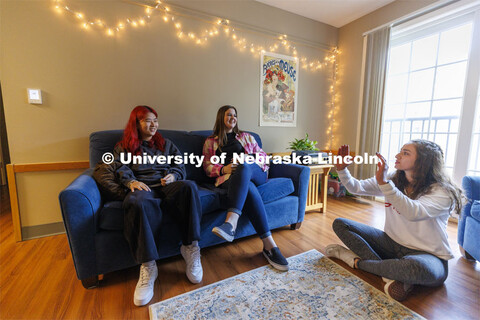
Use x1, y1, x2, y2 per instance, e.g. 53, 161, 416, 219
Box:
305, 164, 333, 213
267, 152, 333, 213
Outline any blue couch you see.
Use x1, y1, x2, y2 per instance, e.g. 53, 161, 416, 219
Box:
457, 175, 480, 262
59, 129, 310, 288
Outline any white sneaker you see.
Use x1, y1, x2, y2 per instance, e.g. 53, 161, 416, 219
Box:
133, 261, 158, 306
180, 242, 203, 284
325, 244, 359, 268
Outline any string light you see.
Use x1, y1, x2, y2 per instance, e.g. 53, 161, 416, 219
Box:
325, 48, 339, 151
53, 0, 340, 149
52, 0, 336, 70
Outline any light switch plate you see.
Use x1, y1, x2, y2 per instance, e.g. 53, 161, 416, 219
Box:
27, 88, 42, 104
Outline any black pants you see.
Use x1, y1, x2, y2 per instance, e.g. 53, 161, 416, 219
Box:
123, 180, 202, 264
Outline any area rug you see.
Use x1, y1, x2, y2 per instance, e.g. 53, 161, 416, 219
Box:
149, 249, 424, 320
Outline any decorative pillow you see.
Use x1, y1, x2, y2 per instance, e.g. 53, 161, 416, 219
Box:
257, 178, 294, 204
93, 162, 128, 201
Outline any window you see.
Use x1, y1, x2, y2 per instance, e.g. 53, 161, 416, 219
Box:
381, 6, 480, 183
467, 87, 480, 176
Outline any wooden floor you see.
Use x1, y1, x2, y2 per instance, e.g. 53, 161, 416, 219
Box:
1, 186, 479, 320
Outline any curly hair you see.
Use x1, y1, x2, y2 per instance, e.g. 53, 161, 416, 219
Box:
391, 139, 463, 214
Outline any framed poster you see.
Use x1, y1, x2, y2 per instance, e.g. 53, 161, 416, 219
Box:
260, 52, 299, 127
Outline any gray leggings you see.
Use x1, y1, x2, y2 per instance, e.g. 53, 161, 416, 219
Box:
332, 218, 448, 286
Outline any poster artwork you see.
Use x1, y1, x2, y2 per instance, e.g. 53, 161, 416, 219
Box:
260, 52, 299, 127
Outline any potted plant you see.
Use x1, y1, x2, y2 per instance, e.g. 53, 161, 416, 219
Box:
288, 133, 319, 152
288, 133, 322, 164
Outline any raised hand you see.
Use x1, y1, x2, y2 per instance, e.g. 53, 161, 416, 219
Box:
335, 144, 351, 171
375, 152, 389, 185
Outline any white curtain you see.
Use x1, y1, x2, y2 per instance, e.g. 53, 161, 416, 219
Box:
357, 26, 391, 180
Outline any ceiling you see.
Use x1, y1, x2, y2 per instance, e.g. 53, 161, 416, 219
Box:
254, 0, 396, 28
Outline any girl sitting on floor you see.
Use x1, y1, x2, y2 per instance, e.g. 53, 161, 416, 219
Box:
325, 140, 462, 301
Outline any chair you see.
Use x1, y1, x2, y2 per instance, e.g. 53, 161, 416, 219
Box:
457, 175, 480, 261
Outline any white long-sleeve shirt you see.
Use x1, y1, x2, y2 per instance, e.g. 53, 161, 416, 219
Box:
337, 168, 454, 260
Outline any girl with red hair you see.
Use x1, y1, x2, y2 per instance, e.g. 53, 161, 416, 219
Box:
113, 106, 202, 306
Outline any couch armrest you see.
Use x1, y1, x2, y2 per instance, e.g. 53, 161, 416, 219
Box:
458, 176, 480, 246
269, 164, 310, 223
462, 176, 480, 202
59, 168, 102, 280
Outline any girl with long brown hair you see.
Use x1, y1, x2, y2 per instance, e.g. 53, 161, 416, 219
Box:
325, 140, 462, 301
202, 105, 289, 271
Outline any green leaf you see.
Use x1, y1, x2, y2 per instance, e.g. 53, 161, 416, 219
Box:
287, 132, 319, 151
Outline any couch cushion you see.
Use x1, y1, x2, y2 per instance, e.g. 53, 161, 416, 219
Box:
98, 187, 227, 231
257, 178, 294, 204
191, 130, 263, 148
470, 200, 480, 221
98, 178, 294, 231
163, 132, 212, 184
89, 130, 124, 167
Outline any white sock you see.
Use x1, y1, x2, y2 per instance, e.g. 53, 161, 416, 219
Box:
142, 260, 156, 268
325, 244, 359, 268
184, 241, 199, 248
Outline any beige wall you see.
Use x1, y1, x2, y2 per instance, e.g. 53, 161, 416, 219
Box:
336, 0, 439, 149
1, 0, 337, 228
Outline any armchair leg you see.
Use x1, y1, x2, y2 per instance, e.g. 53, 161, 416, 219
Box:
290, 222, 302, 230
81, 275, 100, 289
459, 245, 475, 261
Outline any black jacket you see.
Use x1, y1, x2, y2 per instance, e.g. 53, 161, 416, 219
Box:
113, 139, 186, 187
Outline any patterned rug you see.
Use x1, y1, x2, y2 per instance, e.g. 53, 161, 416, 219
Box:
149, 249, 424, 320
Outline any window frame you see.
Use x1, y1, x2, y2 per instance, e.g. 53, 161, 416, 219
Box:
381, 6, 480, 185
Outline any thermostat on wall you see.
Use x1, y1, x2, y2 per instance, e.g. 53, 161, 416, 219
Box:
27, 88, 42, 104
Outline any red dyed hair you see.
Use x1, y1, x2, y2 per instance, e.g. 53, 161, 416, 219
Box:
118, 105, 165, 154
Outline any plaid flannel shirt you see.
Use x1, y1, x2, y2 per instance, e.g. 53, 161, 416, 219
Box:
202, 132, 269, 186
